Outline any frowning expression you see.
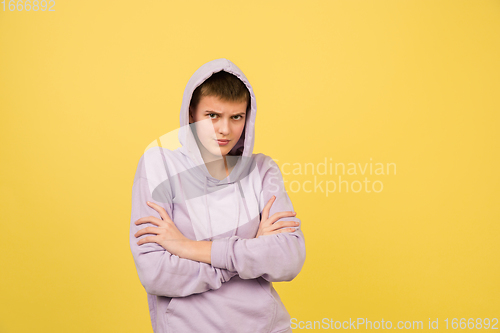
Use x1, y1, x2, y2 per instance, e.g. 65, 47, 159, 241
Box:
189, 94, 247, 160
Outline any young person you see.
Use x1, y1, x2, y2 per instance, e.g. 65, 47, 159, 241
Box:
129, 58, 306, 333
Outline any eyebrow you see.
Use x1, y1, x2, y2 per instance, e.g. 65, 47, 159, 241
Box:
204, 110, 246, 116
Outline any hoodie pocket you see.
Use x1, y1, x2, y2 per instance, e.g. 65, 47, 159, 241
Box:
164, 296, 176, 314
164, 276, 277, 333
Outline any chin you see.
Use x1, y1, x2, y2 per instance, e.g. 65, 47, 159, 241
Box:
213, 143, 234, 156
218, 148, 231, 156
205, 147, 228, 157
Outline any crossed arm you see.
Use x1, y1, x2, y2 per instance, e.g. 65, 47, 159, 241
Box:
134, 196, 298, 264
130, 155, 306, 297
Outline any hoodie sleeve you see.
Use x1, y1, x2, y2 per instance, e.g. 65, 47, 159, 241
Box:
130, 174, 238, 298
210, 155, 306, 282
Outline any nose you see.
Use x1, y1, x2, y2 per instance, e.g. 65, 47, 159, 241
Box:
217, 117, 230, 136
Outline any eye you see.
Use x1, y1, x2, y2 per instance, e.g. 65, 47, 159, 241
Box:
232, 115, 243, 120
208, 113, 218, 119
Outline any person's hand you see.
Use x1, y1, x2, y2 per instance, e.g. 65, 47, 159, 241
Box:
255, 195, 299, 238
134, 201, 193, 257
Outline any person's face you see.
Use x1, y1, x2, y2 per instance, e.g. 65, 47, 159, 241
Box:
189, 94, 247, 159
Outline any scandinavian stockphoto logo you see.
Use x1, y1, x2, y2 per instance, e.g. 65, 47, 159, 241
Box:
274, 157, 396, 196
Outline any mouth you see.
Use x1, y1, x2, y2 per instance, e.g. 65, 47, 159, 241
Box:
215, 139, 230, 146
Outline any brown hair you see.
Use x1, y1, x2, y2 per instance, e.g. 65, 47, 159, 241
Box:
189, 70, 251, 118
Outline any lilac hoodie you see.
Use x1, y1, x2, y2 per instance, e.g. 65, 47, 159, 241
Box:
129, 58, 306, 333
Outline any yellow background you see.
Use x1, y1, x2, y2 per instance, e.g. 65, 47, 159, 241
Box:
1, 0, 499, 332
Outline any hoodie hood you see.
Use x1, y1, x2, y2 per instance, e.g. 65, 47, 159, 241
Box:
173, 58, 257, 240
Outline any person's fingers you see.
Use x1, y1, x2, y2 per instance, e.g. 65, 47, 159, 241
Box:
147, 201, 173, 223
269, 220, 300, 231
269, 228, 296, 235
134, 226, 161, 238
269, 211, 296, 223
135, 216, 165, 227
137, 235, 159, 246
261, 196, 275, 221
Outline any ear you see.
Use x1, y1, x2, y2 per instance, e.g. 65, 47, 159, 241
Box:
188, 107, 193, 124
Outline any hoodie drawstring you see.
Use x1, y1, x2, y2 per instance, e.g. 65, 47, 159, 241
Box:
233, 183, 239, 238
237, 180, 251, 225
204, 176, 214, 241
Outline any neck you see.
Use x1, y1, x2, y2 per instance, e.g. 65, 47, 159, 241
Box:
197, 142, 232, 180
